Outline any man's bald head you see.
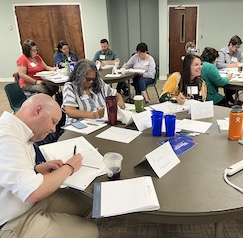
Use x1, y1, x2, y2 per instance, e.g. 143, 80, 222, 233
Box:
16, 94, 62, 142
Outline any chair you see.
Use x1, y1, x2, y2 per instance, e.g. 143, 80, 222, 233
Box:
13, 72, 37, 98
146, 66, 160, 100
4, 83, 27, 112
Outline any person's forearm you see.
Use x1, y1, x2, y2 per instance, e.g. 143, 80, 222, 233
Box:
45, 65, 56, 71
65, 107, 97, 119
19, 73, 37, 84
27, 165, 73, 203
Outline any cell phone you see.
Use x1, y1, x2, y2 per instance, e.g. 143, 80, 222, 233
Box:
72, 121, 87, 129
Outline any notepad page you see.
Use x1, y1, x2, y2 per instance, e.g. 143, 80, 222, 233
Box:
100, 176, 160, 217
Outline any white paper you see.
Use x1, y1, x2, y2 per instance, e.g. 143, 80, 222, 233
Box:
190, 101, 214, 120
63, 120, 107, 135
132, 110, 152, 131
217, 119, 229, 131
178, 119, 213, 134
117, 103, 136, 126
39, 136, 105, 190
97, 176, 160, 217
144, 141, 180, 178
96, 127, 142, 143
105, 74, 121, 78
125, 68, 146, 74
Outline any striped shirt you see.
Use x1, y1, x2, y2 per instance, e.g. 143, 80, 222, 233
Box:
62, 79, 117, 125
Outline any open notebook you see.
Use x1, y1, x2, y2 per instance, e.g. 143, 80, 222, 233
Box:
39, 136, 105, 191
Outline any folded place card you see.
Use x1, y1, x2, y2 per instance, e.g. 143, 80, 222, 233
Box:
190, 100, 214, 120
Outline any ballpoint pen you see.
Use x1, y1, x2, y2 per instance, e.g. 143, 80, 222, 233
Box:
73, 145, 77, 155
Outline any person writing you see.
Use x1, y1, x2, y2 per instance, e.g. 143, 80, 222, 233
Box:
0, 94, 98, 238
159, 53, 207, 104
201, 47, 232, 106
62, 59, 125, 125
123, 42, 156, 104
17, 39, 58, 96
54, 40, 79, 68
216, 35, 243, 104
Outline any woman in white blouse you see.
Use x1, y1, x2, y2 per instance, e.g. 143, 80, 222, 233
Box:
123, 42, 156, 104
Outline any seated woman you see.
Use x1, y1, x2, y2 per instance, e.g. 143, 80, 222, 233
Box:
123, 42, 156, 104
17, 39, 58, 96
54, 40, 79, 68
62, 59, 125, 125
200, 47, 232, 106
159, 53, 207, 104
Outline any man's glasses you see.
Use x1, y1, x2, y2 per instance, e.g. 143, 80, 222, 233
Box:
31, 48, 38, 52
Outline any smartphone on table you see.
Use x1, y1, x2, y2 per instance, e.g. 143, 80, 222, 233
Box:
72, 120, 87, 129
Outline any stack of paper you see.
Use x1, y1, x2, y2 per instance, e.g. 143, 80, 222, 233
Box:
39, 136, 105, 191
92, 176, 160, 218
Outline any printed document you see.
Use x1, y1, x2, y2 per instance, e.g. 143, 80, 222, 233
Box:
92, 176, 160, 218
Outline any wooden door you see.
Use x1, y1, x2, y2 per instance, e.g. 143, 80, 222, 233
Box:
15, 5, 85, 66
169, 6, 197, 73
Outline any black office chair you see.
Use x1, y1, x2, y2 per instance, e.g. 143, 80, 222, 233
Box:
146, 66, 160, 100
4, 82, 27, 112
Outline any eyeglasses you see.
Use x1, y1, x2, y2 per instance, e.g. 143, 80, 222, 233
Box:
31, 48, 38, 52
85, 77, 96, 82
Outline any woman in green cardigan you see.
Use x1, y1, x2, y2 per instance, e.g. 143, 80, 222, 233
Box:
200, 47, 232, 106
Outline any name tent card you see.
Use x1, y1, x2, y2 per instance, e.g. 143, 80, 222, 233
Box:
135, 141, 180, 178
190, 100, 214, 120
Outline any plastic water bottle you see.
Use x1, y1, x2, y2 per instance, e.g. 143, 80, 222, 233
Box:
65, 61, 71, 73
228, 105, 243, 140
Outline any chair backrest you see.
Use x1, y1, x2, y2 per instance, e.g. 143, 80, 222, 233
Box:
4, 83, 27, 112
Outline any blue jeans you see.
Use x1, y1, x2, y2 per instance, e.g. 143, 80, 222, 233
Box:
133, 75, 154, 95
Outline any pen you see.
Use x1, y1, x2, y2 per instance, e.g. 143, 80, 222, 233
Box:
73, 145, 77, 155
86, 122, 99, 126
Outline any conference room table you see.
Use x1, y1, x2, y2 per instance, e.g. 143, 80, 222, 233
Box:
59, 105, 243, 238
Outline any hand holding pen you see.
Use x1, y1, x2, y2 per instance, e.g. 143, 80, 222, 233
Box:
64, 145, 82, 174
94, 107, 105, 119
176, 96, 186, 105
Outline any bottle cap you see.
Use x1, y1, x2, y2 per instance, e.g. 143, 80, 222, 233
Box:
231, 105, 242, 113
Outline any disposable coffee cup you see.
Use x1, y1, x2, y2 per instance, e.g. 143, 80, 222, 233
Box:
133, 95, 144, 113
238, 63, 243, 73
103, 152, 123, 180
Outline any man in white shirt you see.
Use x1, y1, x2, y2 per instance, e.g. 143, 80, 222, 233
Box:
0, 94, 98, 238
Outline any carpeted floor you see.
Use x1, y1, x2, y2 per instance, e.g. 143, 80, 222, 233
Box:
1, 81, 243, 238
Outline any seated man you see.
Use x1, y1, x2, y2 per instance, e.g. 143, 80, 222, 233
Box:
0, 94, 98, 238
92, 39, 128, 95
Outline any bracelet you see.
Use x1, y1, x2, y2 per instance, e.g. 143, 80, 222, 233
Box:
63, 163, 74, 176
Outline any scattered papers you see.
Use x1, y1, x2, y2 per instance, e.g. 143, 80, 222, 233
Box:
39, 136, 105, 191
135, 141, 180, 178
96, 127, 142, 143
117, 103, 136, 126
45, 75, 69, 83
190, 101, 214, 120
34, 71, 57, 77
177, 119, 213, 134
63, 120, 107, 135
92, 176, 160, 218
160, 135, 198, 156
149, 100, 200, 114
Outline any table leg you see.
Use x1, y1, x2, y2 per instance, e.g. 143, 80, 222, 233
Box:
214, 222, 223, 238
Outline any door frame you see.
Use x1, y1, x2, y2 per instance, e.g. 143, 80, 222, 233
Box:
13, 2, 87, 57
167, 4, 199, 74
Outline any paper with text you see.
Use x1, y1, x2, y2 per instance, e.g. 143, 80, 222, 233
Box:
190, 101, 214, 120
143, 141, 180, 178
132, 110, 152, 131
96, 127, 142, 143
177, 119, 213, 134
39, 136, 105, 190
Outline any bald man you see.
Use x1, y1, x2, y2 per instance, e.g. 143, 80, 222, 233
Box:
0, 94, 98, 238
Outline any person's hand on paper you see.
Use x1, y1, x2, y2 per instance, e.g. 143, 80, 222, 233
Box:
227, 73, 233, 80
176, 96, 186, 105
34, 160, 63, 174
117, 100, 125, 109
94, 107, 105, 118
66, 153, 83, 173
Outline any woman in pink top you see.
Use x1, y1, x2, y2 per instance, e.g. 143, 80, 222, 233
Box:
17, 39, 58, 96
